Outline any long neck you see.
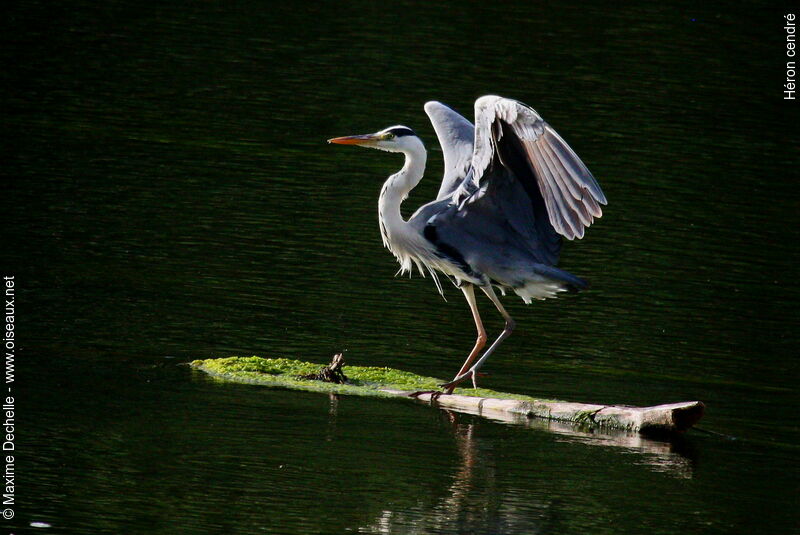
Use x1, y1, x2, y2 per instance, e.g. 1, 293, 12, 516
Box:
378, 142, 427, 247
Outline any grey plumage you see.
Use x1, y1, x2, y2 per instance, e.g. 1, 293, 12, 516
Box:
329, 95, 607, 391
412, 96, 606, 301
424, 101, 474, 200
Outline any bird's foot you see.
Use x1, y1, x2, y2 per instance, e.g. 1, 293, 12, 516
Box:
440, 378, 462, 393
409, 390, 446, 402
441, 372, 488, 393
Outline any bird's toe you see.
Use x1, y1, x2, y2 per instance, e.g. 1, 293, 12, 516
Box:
409, 390, 446, 401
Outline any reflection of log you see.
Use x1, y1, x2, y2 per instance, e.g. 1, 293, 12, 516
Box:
439, 406, 697, 477
386, 390, 704, 433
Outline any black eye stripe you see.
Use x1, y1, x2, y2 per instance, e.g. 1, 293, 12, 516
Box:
386, 127, 416, 137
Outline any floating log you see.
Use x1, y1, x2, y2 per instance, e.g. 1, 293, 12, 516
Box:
190, 356, 704, 434
393, 391, 704, 433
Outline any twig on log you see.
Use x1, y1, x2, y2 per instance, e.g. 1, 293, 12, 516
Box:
298, 353, 348, 384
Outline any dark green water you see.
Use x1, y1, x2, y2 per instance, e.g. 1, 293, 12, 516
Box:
4, 1, 799, 533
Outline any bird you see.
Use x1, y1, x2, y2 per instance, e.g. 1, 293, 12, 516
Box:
328, 96, 607, 394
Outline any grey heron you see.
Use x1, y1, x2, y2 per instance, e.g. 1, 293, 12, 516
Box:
329, 96, 606, 394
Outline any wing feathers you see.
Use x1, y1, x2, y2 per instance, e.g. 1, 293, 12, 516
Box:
536, 138, 593, 229
471, 96, 607, 241
544, 126, 607, 205
537, 136, 585, 202
424, 101, 475, 200
529, 141, 582, 238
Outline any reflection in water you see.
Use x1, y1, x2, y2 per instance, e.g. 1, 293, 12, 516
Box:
444, 400, 697, 478
535, 420, 696, 479
326, 393, 339, 442
437, 413, 482, 529
362, 412, 533, 535
361, 410, 696, 534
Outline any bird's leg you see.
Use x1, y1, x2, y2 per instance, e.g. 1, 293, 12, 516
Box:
443, 284, 487, 394
412, 285, 486, 398
442, 285, 515, 391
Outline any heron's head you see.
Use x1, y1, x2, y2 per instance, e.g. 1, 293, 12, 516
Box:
328, 126, 421, 153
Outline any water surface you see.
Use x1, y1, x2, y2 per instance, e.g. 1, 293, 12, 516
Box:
4, 1, 798, 533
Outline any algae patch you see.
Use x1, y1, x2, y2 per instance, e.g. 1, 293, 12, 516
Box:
190, 356, 540, 401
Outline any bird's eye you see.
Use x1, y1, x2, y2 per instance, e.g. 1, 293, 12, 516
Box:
384, 133, 395, 140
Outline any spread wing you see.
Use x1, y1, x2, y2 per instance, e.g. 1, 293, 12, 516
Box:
467, 95, 607, 240
424, 101, 475, 200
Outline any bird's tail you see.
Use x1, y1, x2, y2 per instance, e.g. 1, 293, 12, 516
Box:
513, 265, 588, 304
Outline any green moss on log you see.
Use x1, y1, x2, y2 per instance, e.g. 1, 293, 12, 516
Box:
190, 356, 545, 401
